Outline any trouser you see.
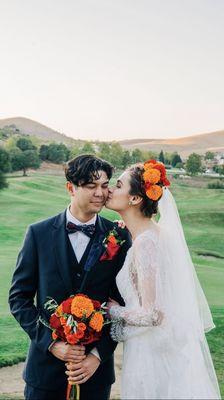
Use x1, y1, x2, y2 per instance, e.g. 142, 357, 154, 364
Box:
24, 382, 111, 400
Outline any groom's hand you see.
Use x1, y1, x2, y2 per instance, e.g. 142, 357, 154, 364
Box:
49, 341, 86, 363
65, 353, 100, 384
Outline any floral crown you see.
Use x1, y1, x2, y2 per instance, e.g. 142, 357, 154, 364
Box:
142, 159, 170, 201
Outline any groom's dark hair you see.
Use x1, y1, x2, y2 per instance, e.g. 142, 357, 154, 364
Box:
65, 154, 114, 186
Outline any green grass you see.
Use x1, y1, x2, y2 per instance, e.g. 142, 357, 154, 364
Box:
0, 172, 223, 397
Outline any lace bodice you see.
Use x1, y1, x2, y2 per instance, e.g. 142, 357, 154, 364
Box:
110, 225, 164, 341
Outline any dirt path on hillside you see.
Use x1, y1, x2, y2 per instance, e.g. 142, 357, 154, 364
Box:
0, 346, 122, 400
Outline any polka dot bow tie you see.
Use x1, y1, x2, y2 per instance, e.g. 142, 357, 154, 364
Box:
66, 222, 96, 238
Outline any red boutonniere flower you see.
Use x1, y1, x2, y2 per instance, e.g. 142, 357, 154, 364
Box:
100, 229, 125, 261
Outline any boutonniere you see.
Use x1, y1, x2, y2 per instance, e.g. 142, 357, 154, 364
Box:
100, 228, 126, 261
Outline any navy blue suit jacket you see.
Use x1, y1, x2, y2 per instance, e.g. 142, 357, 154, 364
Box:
9, 211, 131, 390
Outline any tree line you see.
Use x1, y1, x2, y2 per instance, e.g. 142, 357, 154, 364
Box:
0, 137, 184, 186
1, 136, 223, 190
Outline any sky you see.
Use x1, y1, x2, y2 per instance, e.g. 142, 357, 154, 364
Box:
0, 0, 224, 141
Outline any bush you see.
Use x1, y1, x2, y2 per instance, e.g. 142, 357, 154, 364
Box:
0, 171, 8, 190
207, 181, 224, 189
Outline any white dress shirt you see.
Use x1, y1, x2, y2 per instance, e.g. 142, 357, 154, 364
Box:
66, 207, 100, 361
66, 207, 97, 262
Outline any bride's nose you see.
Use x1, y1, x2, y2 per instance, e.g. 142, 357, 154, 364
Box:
108, 187, 114, 194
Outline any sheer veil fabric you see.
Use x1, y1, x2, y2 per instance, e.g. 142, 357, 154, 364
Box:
157, 188, 220, 399
110, 188, 220, 399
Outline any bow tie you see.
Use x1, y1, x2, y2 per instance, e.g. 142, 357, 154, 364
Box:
66, 221, 96, 238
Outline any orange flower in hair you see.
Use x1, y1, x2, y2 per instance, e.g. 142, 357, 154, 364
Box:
143, 159, 157, 170
143, 168, 161, 184
142, 159, 170, 200
146, 185, 163, 201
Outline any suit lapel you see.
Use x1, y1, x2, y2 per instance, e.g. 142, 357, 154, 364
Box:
52, 210, 74, 294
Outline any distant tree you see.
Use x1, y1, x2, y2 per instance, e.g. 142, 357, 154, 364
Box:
142, 150, 158, 161
47, 143, 70, 163
171, 152, 182, 167
131, 148, 143, 163
205, 151, 215, 160
16, 137, 36, 151
97, 143, 111, 161
175, 162, 184, 169
70, 145, 81, 159
219, 165, 224, 175
4, 137, 18, 151
213, 165, 224, 175
164, 152, 171, 165
0, 129, 9, 140
0, 147, 11, 172
39, 145, 49, 161
80, 142, 95, 154
11, 149, 40, 176
186, 153, 202, 175
0, 171, 8, 190
122, 150, 132, 168
159, 150, 165, 164
109, 143, 124, 168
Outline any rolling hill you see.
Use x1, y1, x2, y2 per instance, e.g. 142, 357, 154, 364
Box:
119, 130, 224, 158
0, 116, 224, 157
0, 117, 76, 145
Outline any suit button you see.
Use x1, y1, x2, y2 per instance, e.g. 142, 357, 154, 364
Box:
77, 273, 81, 277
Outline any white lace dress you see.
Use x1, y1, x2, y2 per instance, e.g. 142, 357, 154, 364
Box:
110, 226, 220, 400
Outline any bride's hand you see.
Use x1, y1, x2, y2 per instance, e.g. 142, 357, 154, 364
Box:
107, 298, 120, 315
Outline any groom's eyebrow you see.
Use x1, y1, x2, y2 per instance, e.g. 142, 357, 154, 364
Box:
91, 179, 109, 185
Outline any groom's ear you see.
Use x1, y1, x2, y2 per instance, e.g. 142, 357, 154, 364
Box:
66, 181, 76, 196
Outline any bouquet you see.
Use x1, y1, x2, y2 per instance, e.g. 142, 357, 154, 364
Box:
39, 293, 109, 400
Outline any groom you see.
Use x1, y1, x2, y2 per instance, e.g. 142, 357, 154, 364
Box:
9, 154, 131, 400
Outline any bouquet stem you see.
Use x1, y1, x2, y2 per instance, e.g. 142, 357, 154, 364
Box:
66, 381, 80, 400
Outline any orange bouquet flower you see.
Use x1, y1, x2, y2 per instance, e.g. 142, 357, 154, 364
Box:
39, 294, 109, 400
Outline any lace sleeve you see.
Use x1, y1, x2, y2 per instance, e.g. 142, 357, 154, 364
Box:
110, 233, 164, 341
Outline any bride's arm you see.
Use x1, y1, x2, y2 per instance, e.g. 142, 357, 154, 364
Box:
109, 236, 164, 341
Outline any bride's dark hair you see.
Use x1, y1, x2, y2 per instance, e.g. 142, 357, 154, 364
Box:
128, 164, 159, 218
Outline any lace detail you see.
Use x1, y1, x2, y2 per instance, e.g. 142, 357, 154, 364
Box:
110, 319, 125, 342
110, 228, 164, 341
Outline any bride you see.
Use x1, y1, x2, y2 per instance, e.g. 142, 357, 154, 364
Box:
106, 160, 221, 400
